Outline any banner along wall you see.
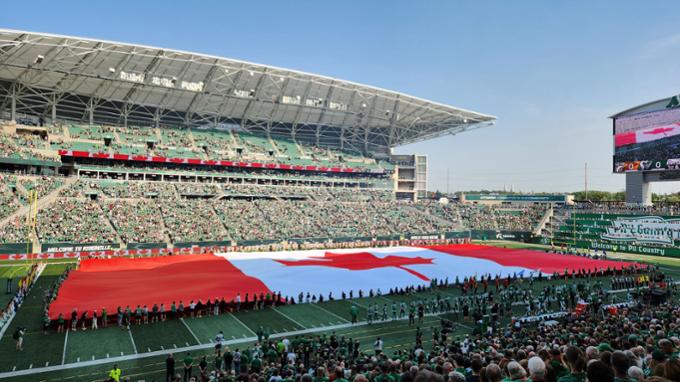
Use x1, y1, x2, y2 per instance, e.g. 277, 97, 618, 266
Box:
553, 213, 680, 257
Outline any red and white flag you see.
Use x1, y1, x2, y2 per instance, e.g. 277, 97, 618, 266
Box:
614, 123, 680, 148
48, 244, 636, 319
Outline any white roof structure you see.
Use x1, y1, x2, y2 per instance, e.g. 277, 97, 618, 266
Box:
0, 29, 495, 154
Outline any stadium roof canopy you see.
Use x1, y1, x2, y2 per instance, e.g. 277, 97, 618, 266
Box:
0, 29, 495, 154
609, 93, 679, 119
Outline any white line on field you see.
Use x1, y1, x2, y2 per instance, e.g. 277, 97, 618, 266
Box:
61, 329, 69, 365
0, 306, 568, 379
128, 330, 138, 354
228, 313, 256, 336
309, 303, 349, 323
272, 308, 306, 329
180, 318, 201, 344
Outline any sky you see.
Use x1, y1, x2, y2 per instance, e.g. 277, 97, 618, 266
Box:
1, 1, 679, 194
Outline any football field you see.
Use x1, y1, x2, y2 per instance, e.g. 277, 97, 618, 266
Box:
0, 241, 676, 382
0, 260, 474, 382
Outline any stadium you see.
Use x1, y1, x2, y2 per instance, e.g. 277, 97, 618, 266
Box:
0, 19, 678, 382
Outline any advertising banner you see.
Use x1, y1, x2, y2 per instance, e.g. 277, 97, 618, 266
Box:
555, 213, 680, 257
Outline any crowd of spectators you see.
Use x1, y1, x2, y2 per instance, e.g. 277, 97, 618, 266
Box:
571, 202, 680, 216
160, 199, 227, 243
19, 175, 63, 199
105, 200, 168, 243
0, 176, 563, 245
614, 134, 680, 163
191, 129, 236, 156
2, 121, 389, 170
120, 265, 677, 382
425, 204, 547, 232
0, 176, 22, 221
62, 179, 177, 199
0, 133, 53, 161
37, 199, 119, 243
0, 216, 28, 243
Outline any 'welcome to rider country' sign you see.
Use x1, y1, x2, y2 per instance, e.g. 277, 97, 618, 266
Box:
601, 216, 680, 246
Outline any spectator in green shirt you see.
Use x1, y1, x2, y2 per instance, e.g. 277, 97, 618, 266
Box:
182, 352, 193, 382
557, 346, 586, 382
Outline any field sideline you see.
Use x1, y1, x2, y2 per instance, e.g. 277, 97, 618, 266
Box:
0, 241, 677, 381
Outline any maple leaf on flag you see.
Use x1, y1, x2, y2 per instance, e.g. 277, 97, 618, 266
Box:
643, 127, 675, 136
274, 251, 434, 281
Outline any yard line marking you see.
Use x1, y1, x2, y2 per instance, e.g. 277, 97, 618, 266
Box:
128, 330, 138, 354
106, 354, 109, 358
45, 362, 49, 367
228, 313, 257, 336
28, 364, 32, 369
61, 329, 69, 365
272, 308, 306, 329
147, 347, 151, 352
76, 358, 79, 363
160, 346, 164, 350
120, 352, 124, 356
180, 318, 201, 344
0, 314, 437, 379
185, 342, 190, 346
11, 367, 15, 372
91, 356, 95, 361
0, 306, 545, 379
310, 303, 350, 323
173, 344, 177, 349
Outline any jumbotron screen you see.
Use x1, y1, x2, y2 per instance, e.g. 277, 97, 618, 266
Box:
613, 107, 680, 173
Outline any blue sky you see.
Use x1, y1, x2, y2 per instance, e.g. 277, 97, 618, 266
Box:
2, 1, 679, 193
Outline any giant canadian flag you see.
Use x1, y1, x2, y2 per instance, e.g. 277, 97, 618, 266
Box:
216, 246, 532, 298
615, 123, 680, 148
48, 244, 636, 318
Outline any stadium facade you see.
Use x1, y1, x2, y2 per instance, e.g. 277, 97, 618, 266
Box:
0, 29, 495, 201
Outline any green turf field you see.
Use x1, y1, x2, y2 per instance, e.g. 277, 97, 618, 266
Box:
0, 265, 30, 308
0, 241, 677, 382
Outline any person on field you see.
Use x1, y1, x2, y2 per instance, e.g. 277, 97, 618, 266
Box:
350, 305, 358, 324
71, 308, 78, 331
57, 313, 65, 333
165, 353, 175, 382
13, 326, 25, 351
43, 312, 51, 334
80, 310, 88, 331
92, 310, 98, 330
108, 364, 121, 382
183, 352, 193, 382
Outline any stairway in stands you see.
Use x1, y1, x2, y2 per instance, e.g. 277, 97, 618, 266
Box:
0, 176, 78, 230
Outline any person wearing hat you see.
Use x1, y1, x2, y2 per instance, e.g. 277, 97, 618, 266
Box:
527, 356, 546, 382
